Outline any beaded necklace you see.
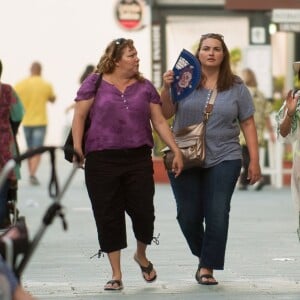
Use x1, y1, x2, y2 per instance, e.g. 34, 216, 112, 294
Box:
205, 89, 214, 104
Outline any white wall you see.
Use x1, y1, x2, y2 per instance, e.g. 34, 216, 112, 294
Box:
165, 15, 249, 70
0, 0, 151, 150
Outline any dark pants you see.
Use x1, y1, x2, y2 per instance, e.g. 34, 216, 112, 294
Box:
84, 146, 155, 253
168, 160, 241, 270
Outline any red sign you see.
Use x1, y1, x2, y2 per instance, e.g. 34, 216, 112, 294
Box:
115, 0, 144, 31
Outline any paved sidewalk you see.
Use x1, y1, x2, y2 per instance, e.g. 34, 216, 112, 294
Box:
13, 151, 300, 299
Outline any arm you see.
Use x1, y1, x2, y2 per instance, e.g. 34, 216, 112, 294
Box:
13, 285, 36, 300
240, 116, 261, 184
71, 99, 93, 166
10, 90, 24, 122
160, 70, 176, 119
279, 90, 299, 137
150, 103, 183, 177
0, 256, 36, 300
48, 95, 56, 103
48, 84, 56, 103
10, 90, 24, 137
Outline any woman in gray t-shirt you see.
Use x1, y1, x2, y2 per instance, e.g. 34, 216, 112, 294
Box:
161, 33, 261, 285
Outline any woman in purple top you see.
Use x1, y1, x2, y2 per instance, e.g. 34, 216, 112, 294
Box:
71, 38, 183, 291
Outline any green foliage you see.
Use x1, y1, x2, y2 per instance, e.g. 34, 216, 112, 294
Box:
283, 144, 293, 162
230, 48, 242, 65
294, 74, 300, 88
152, 117, 174, 157
272, 99, 284, 112
273, 75, 285, 93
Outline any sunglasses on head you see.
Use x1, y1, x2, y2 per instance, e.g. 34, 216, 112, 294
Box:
114, 38, 126, 45
201, 33, 224, 40
112, 38, 127, 58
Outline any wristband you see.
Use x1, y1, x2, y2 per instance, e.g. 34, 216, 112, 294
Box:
287, 111, 294, 118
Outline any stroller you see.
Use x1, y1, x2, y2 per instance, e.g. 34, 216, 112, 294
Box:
0, 146, 79, 281
2, 177, 20, 230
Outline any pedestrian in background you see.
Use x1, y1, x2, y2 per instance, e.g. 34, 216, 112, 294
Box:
64, 65, 95, 141
15, 62, 56, 186
71, 38, 183, 291
0, 60, 24, 229
276, 61, 300, 237
161, 33, 261, 285
64, 64, 95, 115
238, 68, 276, 191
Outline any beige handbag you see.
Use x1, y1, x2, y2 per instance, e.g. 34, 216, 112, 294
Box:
162, 89, 217, 171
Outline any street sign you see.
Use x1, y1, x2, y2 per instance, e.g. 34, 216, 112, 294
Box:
278, 23, 300, 32
272, 9, 300, 23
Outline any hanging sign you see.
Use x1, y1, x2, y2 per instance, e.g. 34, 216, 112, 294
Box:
115, 0, 145, 31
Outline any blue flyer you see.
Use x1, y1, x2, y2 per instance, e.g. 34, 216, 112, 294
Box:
171, 49, 201, 102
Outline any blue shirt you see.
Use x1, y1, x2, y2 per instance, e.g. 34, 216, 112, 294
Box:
75, 73, 161, 154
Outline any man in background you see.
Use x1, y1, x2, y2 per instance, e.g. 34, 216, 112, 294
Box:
15, 62, 56, 185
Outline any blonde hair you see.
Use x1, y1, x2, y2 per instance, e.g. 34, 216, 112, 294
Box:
241, 68, 257, 87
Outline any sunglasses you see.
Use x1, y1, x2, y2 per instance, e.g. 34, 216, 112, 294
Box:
114, 38, 126, 45
201, 33, 224, 40
112, 38, 127, 58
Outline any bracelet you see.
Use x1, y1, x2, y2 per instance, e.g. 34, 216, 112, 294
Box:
287, 111, 294, 118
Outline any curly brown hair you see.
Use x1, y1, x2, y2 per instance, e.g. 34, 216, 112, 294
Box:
95, 38, 144, 81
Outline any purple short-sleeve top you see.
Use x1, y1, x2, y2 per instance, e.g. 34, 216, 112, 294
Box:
75, 73, 161, 154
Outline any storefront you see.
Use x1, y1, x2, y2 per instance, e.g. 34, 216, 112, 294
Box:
150, 0, 300, 186
150, 0, 300, 94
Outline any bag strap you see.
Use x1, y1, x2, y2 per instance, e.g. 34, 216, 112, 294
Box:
95, 73, 102, 90
204, 89, 217, 121
86, 73, 102, 120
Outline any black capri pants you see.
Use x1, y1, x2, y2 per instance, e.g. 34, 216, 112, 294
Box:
84, 146, 155, 253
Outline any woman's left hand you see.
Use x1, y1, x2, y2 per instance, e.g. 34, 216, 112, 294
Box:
171, 151, 184, 177
162, 70, 175, 89
247, 161, 261, 185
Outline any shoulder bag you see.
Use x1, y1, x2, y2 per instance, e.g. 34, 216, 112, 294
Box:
63, 74, 102, 162
162, 89, 217, 171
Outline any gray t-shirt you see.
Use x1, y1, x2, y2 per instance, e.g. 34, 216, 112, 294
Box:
173, 82, 254, 168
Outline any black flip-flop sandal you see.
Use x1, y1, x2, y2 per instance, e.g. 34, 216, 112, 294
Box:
197, 274, 218, 285
104, 279, 123, 290
134, 256, 157, 282
195, 265, 218, 285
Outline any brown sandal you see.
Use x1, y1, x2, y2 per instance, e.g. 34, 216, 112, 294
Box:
195, 265, 218, 285
134, 256, 157, 282
104, 280, 123, 290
